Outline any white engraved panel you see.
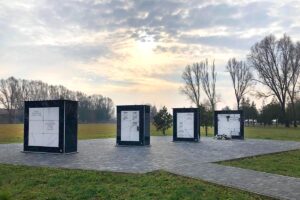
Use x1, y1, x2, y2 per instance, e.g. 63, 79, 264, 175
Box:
121, 111, 140, 141
177, 112, 194, 138
28, 107, 59, 147
218, 114, 240, 136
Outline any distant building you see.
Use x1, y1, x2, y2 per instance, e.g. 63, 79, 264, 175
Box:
244, 119, 257, 126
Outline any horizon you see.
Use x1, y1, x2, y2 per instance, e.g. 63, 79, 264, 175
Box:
1, 0, 300, 110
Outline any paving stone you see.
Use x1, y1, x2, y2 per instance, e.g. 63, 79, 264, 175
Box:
0, 136, 300, 199
167, 163, 300, 200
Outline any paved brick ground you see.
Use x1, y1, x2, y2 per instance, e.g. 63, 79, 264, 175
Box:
1, 137, 300, 199
168, 163, 300, 200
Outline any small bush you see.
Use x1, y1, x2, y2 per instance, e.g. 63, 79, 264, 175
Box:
0, 191, 11, 200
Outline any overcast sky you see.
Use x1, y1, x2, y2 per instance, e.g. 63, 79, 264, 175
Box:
1, 0, 300, 110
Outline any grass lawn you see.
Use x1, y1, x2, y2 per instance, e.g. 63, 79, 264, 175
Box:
1, 123, 300, 144
0, 124, 24, 144
219, 149, 300, 178
0, 164, 272, 200
0, 123, 213, 144
245, 126, 300, 141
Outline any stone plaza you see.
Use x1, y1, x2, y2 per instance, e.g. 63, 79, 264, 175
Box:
1, 136, 300, 199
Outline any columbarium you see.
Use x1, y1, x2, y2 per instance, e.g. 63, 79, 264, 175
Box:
23, 100, 78, 153
214, 110, 244, 139
173, 108, 200, 142
116, 105, 150, 146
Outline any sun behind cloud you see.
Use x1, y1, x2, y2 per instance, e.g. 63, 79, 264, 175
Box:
0, 0, 299, 109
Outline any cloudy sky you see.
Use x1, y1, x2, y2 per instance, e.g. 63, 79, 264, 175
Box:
1, 0, 300, 110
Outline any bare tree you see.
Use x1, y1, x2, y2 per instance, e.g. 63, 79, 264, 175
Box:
149, 104, 158, 122
16, 79, 31, 109
0, 77, 20, 122
287, 42, 300, 127
0, 77, 115, 123
248, 34, 298, 127
28, 80, 49, 100
199, 59, 217, 111
181, 60, 216, 136
226, 58, 253, 110
180, 63, 201, 108
49, 85, 60, 99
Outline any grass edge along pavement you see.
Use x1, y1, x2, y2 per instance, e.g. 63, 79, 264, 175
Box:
218, 149, 300, 178
0, 164, 274, 200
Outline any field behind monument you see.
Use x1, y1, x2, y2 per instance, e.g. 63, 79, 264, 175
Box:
1, 123, 300, 144
0, 123, 299, 199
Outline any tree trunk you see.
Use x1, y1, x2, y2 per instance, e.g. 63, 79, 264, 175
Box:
237, 98, 240, 110
7, 109, 14, 123
281, 107, 289, 128
291, 101, 297, 128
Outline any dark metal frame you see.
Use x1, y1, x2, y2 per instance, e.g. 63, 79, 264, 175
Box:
23, 100, 78, 153
214, 110, 244, 139
116, 105, 150, 146
173, 108, 200, 142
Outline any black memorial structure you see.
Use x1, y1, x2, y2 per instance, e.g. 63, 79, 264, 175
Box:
214, 110, 244, 139
116, 105, 150, 146
23, 100, 78, 153
173, 108, 200, 142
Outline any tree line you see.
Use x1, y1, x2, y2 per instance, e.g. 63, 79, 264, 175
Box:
0, 77, 114, 123
152, 96, 300, 135
180, 34, 300, 128
1, 34, 299, 128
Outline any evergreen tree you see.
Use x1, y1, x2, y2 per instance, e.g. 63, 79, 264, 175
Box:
153, 106, 173, 135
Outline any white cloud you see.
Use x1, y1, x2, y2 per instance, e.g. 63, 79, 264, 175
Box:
0, 0, 299, 109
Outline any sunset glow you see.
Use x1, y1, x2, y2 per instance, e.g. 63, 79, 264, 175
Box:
1, 0, 299, 109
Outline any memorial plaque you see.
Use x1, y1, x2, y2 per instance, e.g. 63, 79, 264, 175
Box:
173, 108, 200, 142
214, 110, 244, 139
24, 100, 78, 153
121, 111, 140, 141
28, 107, 59, 147
117, 105, 150, 146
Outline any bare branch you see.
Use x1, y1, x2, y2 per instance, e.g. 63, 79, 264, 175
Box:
226, 58, 253, 109
180, 64, 201, 107
248, 34, 298, 127
199, 59, 217, 111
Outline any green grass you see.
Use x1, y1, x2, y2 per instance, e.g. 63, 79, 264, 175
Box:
1, 124, 300, 144
0, 164, 272, 200
0, 124, 23, 144
0, 123, 213, 144
78, 123, 116, 140
0, 125, 298, 199
245, 126, 300, 141
219, 149, 300, 178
